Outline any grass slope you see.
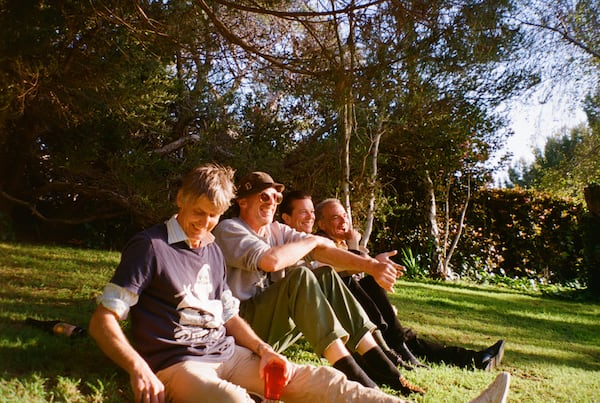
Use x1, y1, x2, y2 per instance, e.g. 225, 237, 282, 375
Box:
1, 242, 599, 402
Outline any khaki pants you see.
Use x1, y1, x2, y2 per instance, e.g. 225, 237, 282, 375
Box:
157, 345, 406, 403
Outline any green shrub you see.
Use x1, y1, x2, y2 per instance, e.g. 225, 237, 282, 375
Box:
581, 213, 600, 297
460, 188, 585, 285
400, 247, 428, 279
372, 187, 588, 289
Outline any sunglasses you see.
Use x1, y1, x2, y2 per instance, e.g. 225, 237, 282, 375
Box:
259, 191, 283, 205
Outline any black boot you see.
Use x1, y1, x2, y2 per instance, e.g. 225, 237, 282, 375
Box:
396, 341, 430, 369
359, 347, 426, 396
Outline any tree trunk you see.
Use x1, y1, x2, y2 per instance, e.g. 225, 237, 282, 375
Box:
425, 171, 445, 278
339, 4, 356, 230
443, 175, 471, 277
362, 122, 384, 247
341, 100, 353, 226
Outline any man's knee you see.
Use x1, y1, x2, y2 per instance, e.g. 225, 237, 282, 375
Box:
160, 361, 254, 403
167, 382, 253, 403
286, 264, 320, 284
312, 265, 344, 290
312, 265, 337, 278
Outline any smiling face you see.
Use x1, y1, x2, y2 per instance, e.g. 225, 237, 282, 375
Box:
282, 197, 315, 233
176, 193, 223, 248
317, 201, 350, 242
238, 186, 283, 232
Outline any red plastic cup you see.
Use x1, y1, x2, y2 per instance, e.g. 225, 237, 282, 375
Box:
264, 360, 286, 401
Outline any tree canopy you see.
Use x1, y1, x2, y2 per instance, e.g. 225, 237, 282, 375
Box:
0, 0, 596, 257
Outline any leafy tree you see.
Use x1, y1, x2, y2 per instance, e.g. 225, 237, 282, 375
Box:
508, 90, 600, 203
0, 1, 232, 244
0, 0, 543, 258
362, 0, 533, 278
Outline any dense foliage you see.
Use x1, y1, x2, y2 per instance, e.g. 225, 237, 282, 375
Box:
0, 1, 598, 290
0, 0, 531, 243
370, 186, 599, 295
461, 189, 585, 283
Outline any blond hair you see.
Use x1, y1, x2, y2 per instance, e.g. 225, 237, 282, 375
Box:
179, 163, 236, 213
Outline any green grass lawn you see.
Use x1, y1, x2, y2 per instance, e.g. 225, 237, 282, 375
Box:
1, 242, 599, 402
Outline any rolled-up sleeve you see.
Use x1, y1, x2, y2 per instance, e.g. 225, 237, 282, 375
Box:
221, 289, 240, 322
214, 219, 271, 272
96, 283, 139, 320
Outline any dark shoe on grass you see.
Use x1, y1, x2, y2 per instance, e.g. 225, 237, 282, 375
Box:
383, 348, 415, 371
396, 342, 430, 370
477, 339, 506, 371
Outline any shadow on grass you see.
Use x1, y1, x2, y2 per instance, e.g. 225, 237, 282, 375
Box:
0, 243, 127, 401
390, 280, 600, 373
0, 317, 130, 402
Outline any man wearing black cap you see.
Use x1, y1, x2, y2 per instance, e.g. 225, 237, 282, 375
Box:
213, 171, 425, 396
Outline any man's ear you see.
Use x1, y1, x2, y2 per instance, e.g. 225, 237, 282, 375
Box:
281, 213, 291, 225
176, 190, 183, 208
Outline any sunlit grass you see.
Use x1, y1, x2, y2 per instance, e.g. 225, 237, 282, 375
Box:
384, 281, 600, 402
1, 242, 599, 402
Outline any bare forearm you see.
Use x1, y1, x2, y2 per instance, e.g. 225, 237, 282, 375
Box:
312, 247, 375, 274
259, 237, 320, 272
89, 305, 165, 402
225, 315, 293, 383
225, 315, 271, 355
313, 246, 398, 291
89, 306, 149, 375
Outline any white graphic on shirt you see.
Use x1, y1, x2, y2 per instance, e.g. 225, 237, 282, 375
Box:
173, 264, 228, 351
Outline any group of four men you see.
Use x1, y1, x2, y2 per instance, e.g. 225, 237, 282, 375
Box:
89, 164, 508, 402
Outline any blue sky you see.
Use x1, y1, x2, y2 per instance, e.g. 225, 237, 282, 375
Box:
492, 78, 592, 185
506, 97, 588, 164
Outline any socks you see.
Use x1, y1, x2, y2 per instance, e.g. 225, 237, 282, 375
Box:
359, 346, 426, 395
332, 355, 377, 388
360, 346, 402, 382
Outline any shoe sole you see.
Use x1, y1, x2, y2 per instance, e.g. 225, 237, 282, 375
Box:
468, 371, 511, 403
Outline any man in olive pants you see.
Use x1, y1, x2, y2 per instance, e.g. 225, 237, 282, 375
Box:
214, 171, 425, 395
